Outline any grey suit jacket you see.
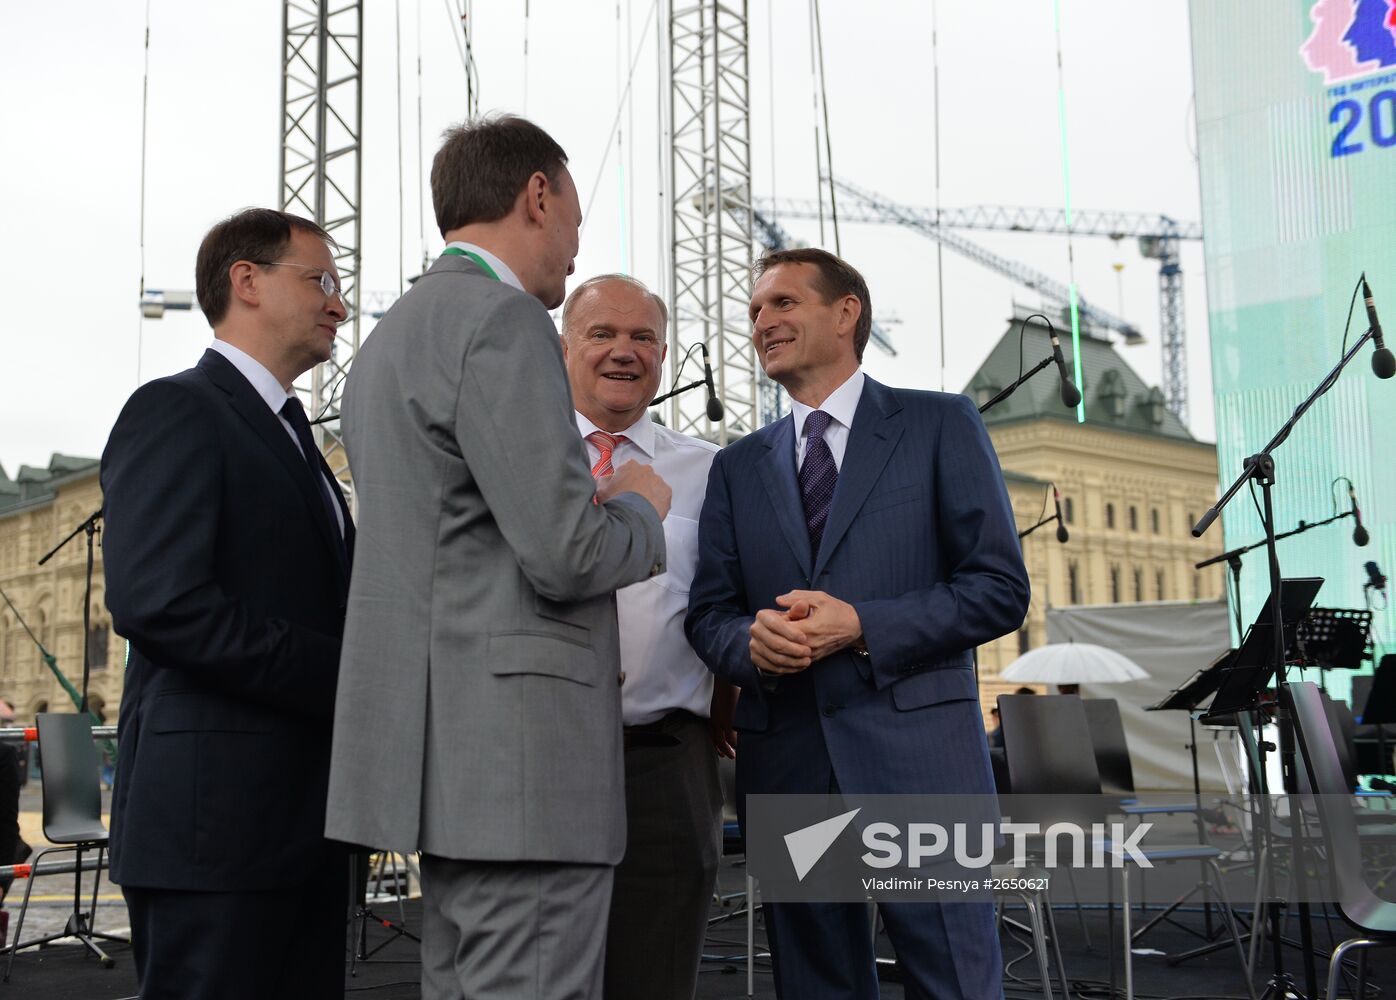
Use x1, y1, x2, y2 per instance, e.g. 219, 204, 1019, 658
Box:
325, 255, 666, 864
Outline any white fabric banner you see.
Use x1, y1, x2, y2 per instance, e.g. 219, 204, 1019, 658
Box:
1046, 599, 1235, 792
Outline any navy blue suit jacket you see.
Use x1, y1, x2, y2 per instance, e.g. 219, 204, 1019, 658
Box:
685, 378, 1029, 800
101, 349, 353, 891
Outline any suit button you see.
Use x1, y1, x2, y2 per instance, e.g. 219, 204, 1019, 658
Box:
822, 705, 838, 718
618, 671, 626, 686
650, 563, 662, 576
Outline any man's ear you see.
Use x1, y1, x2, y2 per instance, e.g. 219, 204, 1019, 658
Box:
522, 171, 550, 228
559, 332, 571, 360
228, 261, 261, 309
838, 294, 863, 339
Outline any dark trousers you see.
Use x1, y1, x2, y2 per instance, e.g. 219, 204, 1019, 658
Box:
764, 897, 1003, 1000
123, 847, 348, 1000
604, 711, 723, 1000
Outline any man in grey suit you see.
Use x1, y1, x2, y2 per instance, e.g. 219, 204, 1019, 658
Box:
326, 116, 672, 1000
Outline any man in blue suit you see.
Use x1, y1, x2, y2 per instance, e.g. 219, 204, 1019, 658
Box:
685, 248, 1029, 999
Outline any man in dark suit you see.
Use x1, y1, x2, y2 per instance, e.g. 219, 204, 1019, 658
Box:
686, 248, 1030, 999
101, 208, 354, 999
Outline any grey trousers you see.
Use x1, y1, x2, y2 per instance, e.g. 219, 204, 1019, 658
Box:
604, 711, 723, 1000
419, 855, 614, 1000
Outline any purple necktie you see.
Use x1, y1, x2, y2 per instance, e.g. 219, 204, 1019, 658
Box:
798, 409, 838, 560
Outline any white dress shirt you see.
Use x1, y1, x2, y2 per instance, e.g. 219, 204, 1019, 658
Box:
576, 410, 719, 725
790, 368, 865, 471
208, 338, 345, 535
444, 241, 524, 292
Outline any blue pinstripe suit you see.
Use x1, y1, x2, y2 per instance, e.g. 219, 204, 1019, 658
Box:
686, 376, 1029, 999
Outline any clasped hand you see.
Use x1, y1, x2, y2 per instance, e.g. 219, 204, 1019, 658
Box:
748, 590, 862, 675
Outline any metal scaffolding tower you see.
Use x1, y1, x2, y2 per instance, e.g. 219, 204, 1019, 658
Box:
279, 0, 364, 478
667, 1, 756, 443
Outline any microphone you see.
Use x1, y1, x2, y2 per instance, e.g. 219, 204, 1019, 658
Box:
700, 343, 725, 422
1363, 277, 1396, 379
1349, 481, 1371, 546
1053, 485, 1070, 544
1047, 325, 1083, 407
1365, 560, 1387, 596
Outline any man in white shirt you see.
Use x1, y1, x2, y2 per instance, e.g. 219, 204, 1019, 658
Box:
561, 274, 736, 1000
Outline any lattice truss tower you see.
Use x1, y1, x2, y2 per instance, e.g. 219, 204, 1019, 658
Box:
280, 0, 363, 482
667, 1, 757, 443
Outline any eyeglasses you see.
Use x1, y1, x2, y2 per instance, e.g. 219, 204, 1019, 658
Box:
254, 260, 343, 299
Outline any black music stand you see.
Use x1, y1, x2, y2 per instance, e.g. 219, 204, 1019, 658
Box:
1143, 648, 1245, 952
1296, 608, 1372, 674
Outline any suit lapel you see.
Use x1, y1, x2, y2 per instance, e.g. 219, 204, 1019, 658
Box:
198, 350, 350, 582
813, 378, 905, 578
756, 416, 814, 578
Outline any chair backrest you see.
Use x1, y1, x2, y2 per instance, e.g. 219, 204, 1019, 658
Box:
1083, 698, 1136, 797
997, 693, 1109, 832
1286, 681, 1396, 934
35, 712, 105, 843
1325, 695, 1359, 787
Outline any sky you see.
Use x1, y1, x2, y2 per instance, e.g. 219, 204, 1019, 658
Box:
0, 1, 1212, 476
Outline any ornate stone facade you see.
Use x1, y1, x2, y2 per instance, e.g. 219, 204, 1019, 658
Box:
0, 457, 121, 724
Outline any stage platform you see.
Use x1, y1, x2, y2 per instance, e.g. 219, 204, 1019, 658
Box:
6, 859, 1394, 999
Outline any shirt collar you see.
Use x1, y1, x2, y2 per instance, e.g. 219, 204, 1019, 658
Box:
209, 338, 294, 414
790, 368, 865, 440
444, 241, 524, 293
574, 409, 657, 459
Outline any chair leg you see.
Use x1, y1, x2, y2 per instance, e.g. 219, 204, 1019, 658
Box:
1205, 859, 1256, 1000
1041, 891, 1072, 1000
1122, 865, 1134, 1000
1017, 892, 1053, 1000
746, 872, 755, 998
1061, 864, 1091, 950
1326, 939, 1380, 1000
4, 847, 46, 982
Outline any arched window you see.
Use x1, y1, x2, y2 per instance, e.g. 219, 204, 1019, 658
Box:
1063, 497, 1074, 524
1128, 506, 1139, 531
1151, 508, 1160, 534
1068, 562, 1080, 604
1110, 566, 1121, 603
1156, 569, 1166, 600
1106, 503, 1116, 529
1133, 568, 1143, 602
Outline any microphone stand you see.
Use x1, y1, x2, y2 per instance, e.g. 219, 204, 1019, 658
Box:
38, 509, 103, 715
1195, 510, 1361, 640
1017, 513, 1063, 541
1192, 324, 1386, 1000
976, 355, 1058, 414
649, 377, 708, 408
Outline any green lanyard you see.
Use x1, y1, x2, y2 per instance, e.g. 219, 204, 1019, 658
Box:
441, 246, 500, 282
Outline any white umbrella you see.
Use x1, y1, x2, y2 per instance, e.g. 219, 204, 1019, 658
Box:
1000, 642, 1150, 685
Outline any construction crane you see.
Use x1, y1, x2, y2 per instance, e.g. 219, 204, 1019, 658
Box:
756, 178, 1202, 422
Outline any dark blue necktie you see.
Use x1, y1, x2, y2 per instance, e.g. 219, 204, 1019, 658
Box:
798, 409, 838, 560
280, 397, 348, 571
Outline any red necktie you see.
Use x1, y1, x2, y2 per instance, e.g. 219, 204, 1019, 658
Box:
587, 431, 627, 478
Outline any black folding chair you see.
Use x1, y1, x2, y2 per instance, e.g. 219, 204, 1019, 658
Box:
4, 713, 125, 981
